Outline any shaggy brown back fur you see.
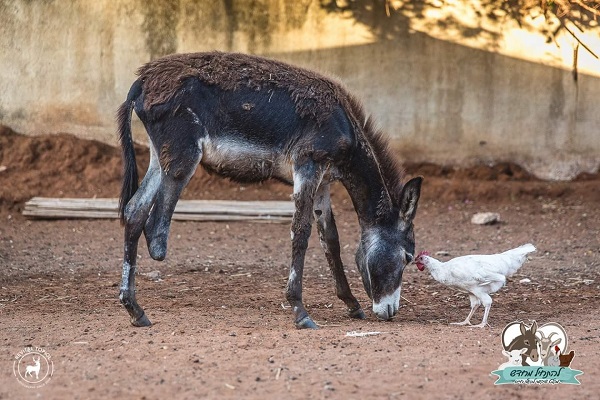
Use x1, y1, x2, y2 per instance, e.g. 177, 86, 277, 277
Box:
137, 52, 347, 123
136, 52, 405, 206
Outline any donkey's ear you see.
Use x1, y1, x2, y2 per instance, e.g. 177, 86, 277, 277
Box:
399, 177, 423, 222
520, 322, 526, 335
531, 321, 537, 334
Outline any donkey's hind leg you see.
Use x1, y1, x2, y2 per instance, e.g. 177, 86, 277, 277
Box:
313, 183, 366, 320
120, 155, 162, 327
144, 140, 202, 262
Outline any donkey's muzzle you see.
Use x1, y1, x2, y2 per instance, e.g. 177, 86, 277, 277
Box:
372, 288, 401, 320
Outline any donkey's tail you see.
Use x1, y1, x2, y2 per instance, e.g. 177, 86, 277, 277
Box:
117, 79, 143, 225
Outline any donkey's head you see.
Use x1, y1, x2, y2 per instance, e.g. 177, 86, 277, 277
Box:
519, 321, 539, 361
355, 177, 422, 320
506, 321, 539, 363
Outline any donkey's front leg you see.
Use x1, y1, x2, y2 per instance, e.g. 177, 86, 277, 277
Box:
313, 184, 366, 320
286, 162, 321, 329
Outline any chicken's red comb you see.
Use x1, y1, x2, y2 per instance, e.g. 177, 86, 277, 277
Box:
417, 251, 430, 258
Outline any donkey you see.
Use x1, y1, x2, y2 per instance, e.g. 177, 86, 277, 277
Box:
117, 52, 422, 329
503, 321, 540, 366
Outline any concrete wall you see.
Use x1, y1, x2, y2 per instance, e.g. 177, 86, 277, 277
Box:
1, 0, 599, 180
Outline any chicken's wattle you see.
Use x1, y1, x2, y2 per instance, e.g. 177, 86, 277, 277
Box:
415, 251, 429, 271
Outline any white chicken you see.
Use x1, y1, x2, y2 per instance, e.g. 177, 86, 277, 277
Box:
414, 243, 536, 328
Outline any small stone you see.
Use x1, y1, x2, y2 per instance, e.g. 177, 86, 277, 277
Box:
143, 270, 162, 281
471, 212, 500, 225
519, 278, 531, 284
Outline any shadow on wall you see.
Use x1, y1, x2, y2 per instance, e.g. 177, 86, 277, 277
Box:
142, 0, 180, 60
141, 0, 600, 59
221, 0, 314, 51
320, 0, 416, 40
319, 0, 504, 44
319, 0, 600, 44
141, 0, 315, 59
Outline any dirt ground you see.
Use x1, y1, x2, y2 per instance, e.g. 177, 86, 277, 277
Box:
1, 129, 599, 399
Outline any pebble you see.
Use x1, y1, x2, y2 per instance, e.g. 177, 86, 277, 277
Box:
143, 270, 162, 281
471, 212, 500, 225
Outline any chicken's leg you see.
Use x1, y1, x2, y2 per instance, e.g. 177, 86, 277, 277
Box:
450, 294, 480, 326
471, 293, 492, 328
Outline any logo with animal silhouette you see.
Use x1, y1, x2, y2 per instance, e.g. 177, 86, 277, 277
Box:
13, 347, 54, 388
491, 321, 583, 385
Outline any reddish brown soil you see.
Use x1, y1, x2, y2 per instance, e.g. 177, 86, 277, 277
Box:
1, 129, 599, 399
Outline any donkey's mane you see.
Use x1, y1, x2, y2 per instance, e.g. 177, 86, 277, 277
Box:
137, 51, 405, 205
348, 95, 406, 208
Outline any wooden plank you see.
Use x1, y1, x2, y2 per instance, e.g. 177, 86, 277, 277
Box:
25, 198, 294, 213
23, 197, 294, 223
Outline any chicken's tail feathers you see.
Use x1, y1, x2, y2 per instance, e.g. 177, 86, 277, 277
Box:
508, 243, 536, 256
500, 243, 536, 277
520, 243, 536, 253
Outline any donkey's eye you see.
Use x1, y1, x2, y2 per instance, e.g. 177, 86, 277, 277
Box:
404, 253, 414, 265
524, 340, 530, 346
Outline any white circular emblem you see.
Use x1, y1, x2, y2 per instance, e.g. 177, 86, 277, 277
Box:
13, 347, 54, 388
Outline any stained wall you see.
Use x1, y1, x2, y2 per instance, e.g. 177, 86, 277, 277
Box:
1, 0, 598, 179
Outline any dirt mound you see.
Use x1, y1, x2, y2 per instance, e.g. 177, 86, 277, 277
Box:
1, 126, 131, 211
404, 161, 534, 181
1, 126, 598, 213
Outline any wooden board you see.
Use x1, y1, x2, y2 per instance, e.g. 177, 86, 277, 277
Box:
23, 197, 294, 223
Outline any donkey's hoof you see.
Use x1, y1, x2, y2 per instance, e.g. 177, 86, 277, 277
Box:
131, 313, 152, 327
295, 316, 319, 330
348, 308, 367, 320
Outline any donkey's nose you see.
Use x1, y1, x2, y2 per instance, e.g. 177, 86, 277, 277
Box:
386, 304, 394, 319
372, 289, 400, 320
373, 303, 396, 320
